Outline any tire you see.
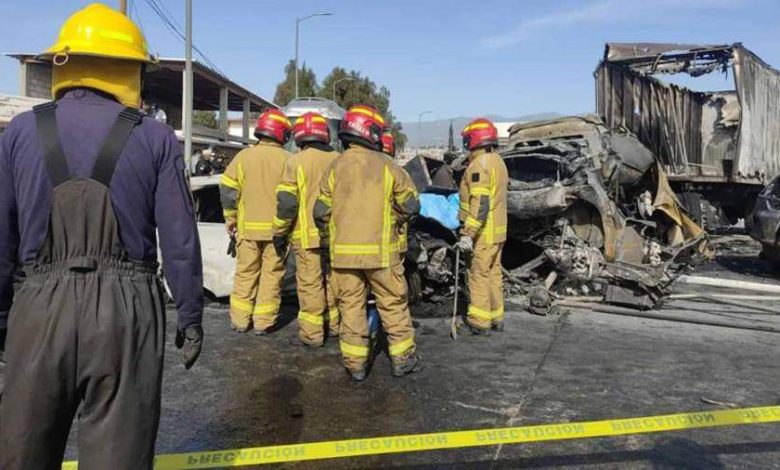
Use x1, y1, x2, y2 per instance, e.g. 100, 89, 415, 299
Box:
678, 192, 703, 227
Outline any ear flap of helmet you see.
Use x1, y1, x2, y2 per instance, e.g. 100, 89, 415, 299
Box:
462, 133, 472, 151
368, 123, 383, 148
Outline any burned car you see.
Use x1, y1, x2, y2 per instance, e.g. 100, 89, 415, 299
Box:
749, 175, 780, 266
500, 116, 708, 311
402, 155, 461, 305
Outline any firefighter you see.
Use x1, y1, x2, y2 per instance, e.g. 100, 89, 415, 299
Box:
0, 4, 203, 469
381, 131, 411, 258
313, 105, 421, 381
273, 112, 339, 347
221, 109, 291, 334
456, 118, 509, 335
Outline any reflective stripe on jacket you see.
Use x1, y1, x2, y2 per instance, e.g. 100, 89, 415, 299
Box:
458, 148, 508, 244
273, 146, 338, 249
381, 153, 413, 254
313, 145, 419, 269
220, 140, 289, 241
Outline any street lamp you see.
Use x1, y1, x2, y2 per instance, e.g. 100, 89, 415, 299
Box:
295, 12, 332, 99
332, 76, 356, 101
418, 111, 432, 148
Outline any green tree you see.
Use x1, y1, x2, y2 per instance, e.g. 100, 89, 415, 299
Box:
274, 60, 318, 106
319, 67, 407, 149
193, 110, 217, 129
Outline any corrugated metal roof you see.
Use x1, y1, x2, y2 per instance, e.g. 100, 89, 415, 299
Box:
5, 54, 277, 112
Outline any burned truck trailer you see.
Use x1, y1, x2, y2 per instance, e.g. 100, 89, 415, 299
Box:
596, 43, 780, 227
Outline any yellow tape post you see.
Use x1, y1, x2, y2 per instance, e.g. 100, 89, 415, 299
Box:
62, 405, 780, 469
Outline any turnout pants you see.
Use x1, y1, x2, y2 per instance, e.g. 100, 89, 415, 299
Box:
333, 261, 416, 373
295, 247, 339, 346
0, 262, 165, 470
230, 239, 285, 332
466, 242, 505, 330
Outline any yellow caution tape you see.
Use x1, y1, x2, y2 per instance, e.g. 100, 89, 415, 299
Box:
61, 405, 780, 469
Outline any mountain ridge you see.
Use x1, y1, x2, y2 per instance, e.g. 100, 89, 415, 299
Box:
401, 112, 561, 147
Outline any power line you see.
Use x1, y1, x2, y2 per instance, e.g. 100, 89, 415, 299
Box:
130, 0, 146, 35
142, 0, 226, 76
149, 0, 222, 73
153, 0, 182, 31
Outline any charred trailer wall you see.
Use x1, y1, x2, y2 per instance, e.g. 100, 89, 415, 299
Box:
596, 63, 705, 178
734, 46, 780, 182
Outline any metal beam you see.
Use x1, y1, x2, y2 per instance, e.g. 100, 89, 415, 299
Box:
161, 60, 276, 111
192, 125, 253, 145
183, 0, 193, 172
219, 87, 229, 136
242, 98, 251, 140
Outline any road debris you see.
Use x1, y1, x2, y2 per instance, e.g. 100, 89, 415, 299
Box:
677, 275, 780, 294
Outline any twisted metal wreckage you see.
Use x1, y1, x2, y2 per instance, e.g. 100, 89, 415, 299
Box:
402, 116, 709, 315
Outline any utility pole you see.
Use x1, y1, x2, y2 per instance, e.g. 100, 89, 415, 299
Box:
119, 0, 127, 14
448, 120, 455, 153
294, 12, 332, 100
418, 111, 432, 149
183, 0, 193, 172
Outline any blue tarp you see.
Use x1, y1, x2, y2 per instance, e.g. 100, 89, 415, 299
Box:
419, 193, 460, 230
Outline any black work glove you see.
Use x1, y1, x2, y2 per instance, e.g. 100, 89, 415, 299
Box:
227, 234, 237, 258
272, 235, 289, 259
0, 327, 6, 364
175, 325, 203, 370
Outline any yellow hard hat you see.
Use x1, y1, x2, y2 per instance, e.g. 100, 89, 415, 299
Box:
41, 3, 154, 64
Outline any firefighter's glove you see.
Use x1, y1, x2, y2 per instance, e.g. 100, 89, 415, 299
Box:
456, 235, 474, 254
176, 325, 203, 370
227, 234, 237, 258
273, 235, 289, 259
0, 327, 7, 364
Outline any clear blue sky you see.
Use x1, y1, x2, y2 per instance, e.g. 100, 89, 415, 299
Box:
2, 0, 779, 122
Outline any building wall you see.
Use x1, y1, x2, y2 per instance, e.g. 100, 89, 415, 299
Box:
23, 62, 53, 99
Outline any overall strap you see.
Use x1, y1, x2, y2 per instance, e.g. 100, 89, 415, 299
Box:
33, 102, 71, 187
92, 107, 143, 186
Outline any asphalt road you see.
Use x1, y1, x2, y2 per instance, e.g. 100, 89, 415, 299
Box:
5, 235, 780, 468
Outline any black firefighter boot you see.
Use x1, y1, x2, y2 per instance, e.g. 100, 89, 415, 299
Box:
347, 368, 367, 382
392, 353, 423, 377
460, 319, 491, 336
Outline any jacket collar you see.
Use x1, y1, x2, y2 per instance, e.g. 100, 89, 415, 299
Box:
257, 139, 283, 148
58, 87, 120, 104
469, 147, 491, 162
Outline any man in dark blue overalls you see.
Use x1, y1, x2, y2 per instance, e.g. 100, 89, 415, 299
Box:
0, 4, 204, 469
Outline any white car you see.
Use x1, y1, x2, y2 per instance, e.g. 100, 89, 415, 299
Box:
190, 175, 296, 298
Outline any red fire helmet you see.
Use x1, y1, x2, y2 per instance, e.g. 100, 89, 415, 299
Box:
338, 105, 386, 149
254, 109, 292, 144
381, 131, 396, 157
293, 112, 330, 145
461, 117, 498, 151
